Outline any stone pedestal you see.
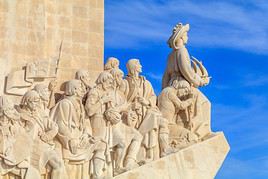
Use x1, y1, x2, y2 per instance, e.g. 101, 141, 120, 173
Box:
114, 132, 230, 179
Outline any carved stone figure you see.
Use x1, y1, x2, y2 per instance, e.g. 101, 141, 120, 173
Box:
0, 4, 230, 176
50, 80, 106, 179
104, 57, 120, 72
0, 96, 39, 179
125, 59, 172, 160
33, 84, 51, 115
104, 108, 142, 175
123, 109, 139, 129
85, 71, 115, 140
163, 23, 210, 89
158, 79, 193, 124
75, 69, 93, 105
101, 69, 142, 174
175, 79, 212, 139
19, 91, 64, 179
75, 69, 92, 93
158, 79, 198, 149
162, 23, 212, 140
110, 68, 129, 99
33, 80, 57, 112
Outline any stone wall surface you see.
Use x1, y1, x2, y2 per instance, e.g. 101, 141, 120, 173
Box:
0, 0, 104, 95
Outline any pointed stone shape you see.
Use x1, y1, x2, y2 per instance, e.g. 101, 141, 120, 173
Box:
114, 132, 229, 179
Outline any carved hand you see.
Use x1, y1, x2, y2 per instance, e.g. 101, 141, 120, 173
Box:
137, 97, 149, 106
201, 76, 210, 86
89, 136, 101, 144
40, 133, 49, 143
80, 133, 89, 147
69, 139, 78, 154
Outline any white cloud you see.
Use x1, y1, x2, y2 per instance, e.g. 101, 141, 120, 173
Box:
146, 72, 162, 81
105, 0, 268, 54
213, 94, 268, 153
243, 73, 268, 87
217, 157, 268, 178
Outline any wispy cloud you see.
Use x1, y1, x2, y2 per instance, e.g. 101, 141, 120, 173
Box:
105, 0, 268, 54
146, 72, 162, 81
213, 94, 268, 153
217, 157, 268, 179
242, 73, 268, 87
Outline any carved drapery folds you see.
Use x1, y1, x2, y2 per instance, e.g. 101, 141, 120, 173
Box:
0, 23, 214, 179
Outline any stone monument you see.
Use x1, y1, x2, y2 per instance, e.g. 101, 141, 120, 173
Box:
0, 1, 229, 179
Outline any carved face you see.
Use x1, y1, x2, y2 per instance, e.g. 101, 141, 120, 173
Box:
102, 77, 114, 90
81, 72, 91, 88
177, 87, 190, 98
27, 98, 40, 112
75, 82, 84, 98
182, 32, 188, 44
127, 110, 138, 127
115, 72, 123, 85
39, 87, 50, 101
136, 61, 142, 73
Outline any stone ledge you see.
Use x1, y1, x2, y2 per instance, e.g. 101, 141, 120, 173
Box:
114, 132, 230, 179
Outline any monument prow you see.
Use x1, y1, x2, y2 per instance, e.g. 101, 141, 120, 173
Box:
115, 132, 229, 179
0, 2, 229, 179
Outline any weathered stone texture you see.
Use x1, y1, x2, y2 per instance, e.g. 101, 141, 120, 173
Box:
0, 0, 104, 95
114, 132, 230, 179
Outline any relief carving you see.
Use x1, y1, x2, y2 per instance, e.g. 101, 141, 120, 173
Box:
0, 23, 216, 179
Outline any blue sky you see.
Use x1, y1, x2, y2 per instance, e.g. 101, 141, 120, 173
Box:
104, 1, 268, 178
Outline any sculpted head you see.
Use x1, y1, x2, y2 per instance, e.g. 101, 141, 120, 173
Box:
0, 96, 20, 123
110, 68, 124, 86
174, 79, 191, 98
75, 69, 91, 89
21, 91, 41, 112
168, 23, 190, 49
104, 57, 120, 71
126, 109, 138, 127
126, 59, 142, 76
65, 80, 84, 98
96, 71, 114, 90
33, 83, 50, 102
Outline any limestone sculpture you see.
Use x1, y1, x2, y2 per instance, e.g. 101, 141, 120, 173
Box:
125, 59, 171, 160
0, 96, 38, 179
50, 80, 106, 179
104, 57, 120, 72
18, 91, 64, 179
162, 23, 212, 141
0, 22, 229, 179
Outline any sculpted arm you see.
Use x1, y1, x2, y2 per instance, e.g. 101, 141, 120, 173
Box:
54, 101, 73, 139
168, 92, 192, 110
85, 89, 102, 117
162, 54, 173, 89
147, 81, 157, 107
44, 119, 59, 141
178, 49, 203, 87
162, 70, 170, 89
